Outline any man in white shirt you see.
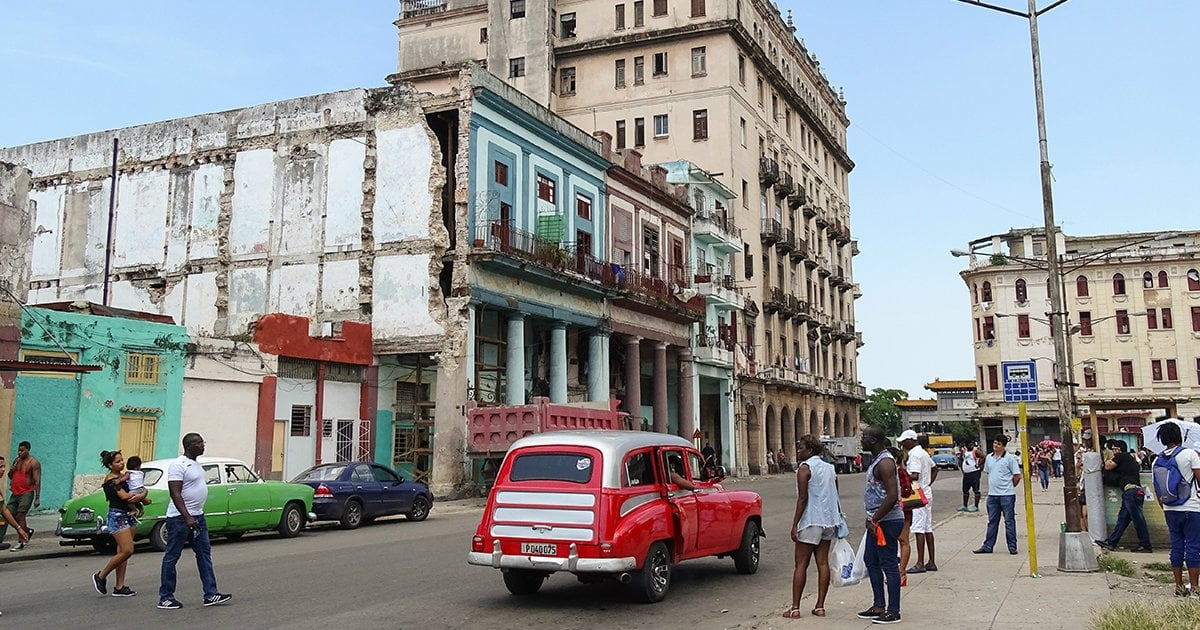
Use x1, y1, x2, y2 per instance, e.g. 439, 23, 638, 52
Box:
157, 433, 232, 610
900, 430, 938, 573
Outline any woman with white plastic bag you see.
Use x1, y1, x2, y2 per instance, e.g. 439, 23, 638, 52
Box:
784, 434, 846, 619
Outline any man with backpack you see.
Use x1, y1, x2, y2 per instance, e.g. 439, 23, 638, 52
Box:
1096, 441, 1152, 553
1153, 421, 1200, 597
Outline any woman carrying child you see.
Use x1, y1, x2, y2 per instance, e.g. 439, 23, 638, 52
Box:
92, 450, 147, 597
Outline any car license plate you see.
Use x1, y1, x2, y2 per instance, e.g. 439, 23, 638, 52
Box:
522, 542, 557, 556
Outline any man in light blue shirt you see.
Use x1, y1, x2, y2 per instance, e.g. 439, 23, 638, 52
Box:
974, 434, 1022, 555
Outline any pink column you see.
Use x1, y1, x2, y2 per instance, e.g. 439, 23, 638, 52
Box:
625, 336, 641, 428
653, 342, 668, 434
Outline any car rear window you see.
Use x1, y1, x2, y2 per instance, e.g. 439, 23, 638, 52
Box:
509, 453, 594, 484
295, 465, 347, 482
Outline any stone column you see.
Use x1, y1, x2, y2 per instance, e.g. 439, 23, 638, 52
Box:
550, 321, 567, 403
678, 349, 695, 440
625, 336, 641, 426
653, 341, 668, 434
506, 313, 526, 405
588, 331, 608, 402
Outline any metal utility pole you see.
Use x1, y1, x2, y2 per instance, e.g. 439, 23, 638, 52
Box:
955, 0, 1096, 571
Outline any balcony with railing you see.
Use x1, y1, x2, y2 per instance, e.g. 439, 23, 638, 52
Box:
401, 0, 447, 18
758, 156, 779, 185
789, 238, 809, 262
814, 208, 829, 228
472, 221, 617, 292
693, 273, 746, 311
759, 218, 782, 244
693, 208, 743, 253
775, 171, 794, 197
793, 298, 812, 322
787, 189, 807, 209
802, 203, 817, 219
693, 325, 736, 367
762, 286, 786, 314
776, 228, 795, 254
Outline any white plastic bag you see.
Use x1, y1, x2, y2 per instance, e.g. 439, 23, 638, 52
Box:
831, 536, 859, 587
849, 531, 868, 583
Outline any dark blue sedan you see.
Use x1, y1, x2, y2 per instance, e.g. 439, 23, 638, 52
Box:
291, 462, 433, 529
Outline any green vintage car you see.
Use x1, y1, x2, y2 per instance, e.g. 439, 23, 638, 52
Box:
57, 456, 316, 553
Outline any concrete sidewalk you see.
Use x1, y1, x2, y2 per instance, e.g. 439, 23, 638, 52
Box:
738, 483, 1128, 629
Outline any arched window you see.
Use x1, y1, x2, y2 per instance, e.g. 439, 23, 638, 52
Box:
1143, 272, 1154, 289
972, 283, 979, 304
981, 281, 993, 303
1015, 278, 1028, 303
1188, 269, 1200, 291
1158, 270, 1169, 288
1113, 273, 1126, 296
1076, 275, 1089, 297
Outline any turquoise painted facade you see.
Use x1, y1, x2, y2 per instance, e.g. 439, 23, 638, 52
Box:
14, 307, 187, 510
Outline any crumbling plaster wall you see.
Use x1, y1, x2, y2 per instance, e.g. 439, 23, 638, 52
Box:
0, 161, 33, 454
0, 88, 446, 346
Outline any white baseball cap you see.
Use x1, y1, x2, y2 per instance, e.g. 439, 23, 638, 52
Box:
898, 430, 919, 442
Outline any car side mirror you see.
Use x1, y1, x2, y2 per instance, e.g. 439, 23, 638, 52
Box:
708, 466, 727, 482
396, 477, 406, 484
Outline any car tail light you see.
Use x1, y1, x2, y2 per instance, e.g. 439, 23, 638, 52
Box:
315, 484, 333, 497
472, 535, 485, 552
600, 542, 614, 556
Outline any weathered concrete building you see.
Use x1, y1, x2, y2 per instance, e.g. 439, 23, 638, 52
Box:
392, 0, 866, 473
0, 161, 33, 455
1, 64, 717, 496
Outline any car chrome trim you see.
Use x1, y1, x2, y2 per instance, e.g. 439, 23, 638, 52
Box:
495, 491, 595, 507
490, 524, 593, 541
468, 544, 637, 573
493, 507, 595, 525
619, 492, 659, 517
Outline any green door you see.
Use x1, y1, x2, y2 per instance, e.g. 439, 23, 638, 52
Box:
221, 463, 272, 530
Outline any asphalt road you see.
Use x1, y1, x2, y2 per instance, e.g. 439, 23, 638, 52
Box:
4, 469, 964, 629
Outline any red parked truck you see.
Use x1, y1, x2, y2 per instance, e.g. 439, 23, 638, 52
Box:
467, 430, 764, 602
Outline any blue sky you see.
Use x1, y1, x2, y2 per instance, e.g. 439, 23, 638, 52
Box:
2, 1, 1196, 398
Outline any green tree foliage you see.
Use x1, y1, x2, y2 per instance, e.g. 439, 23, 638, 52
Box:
950, 420, 982, 446
859, 388, 907, 436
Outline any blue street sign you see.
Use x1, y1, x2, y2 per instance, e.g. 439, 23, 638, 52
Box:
1002, 360, 1039, 402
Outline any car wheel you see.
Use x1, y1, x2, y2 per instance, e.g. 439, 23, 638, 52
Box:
502, 569, 546, 596
92, 535, 117, 554
339, 500, 364, 530
633, 541, 672, 603
277, 502, 305, 538
732, 521, 761, 574
150, 521, 168, 552
406, 495, 431, 522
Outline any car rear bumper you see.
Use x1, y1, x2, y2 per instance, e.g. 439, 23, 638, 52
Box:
311, 501, 345, 521
468, 542, 637, 573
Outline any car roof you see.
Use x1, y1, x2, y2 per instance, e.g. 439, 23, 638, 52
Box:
510, 430, 692, 454
139, 456, 248, 470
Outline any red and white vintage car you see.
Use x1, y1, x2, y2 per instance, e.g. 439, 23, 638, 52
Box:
468, 430, 764, 602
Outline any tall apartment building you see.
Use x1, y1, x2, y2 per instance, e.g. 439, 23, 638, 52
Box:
393, 0, 865, 473
956, 228, 1200, 445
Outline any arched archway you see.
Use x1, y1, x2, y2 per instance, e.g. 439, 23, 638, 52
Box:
794, 405, 808, 441
780, 407, 795, 463
765, 406, 778, 456
809, 409, 820, 437
823, 409, 832, 436
744, 403, 761, 474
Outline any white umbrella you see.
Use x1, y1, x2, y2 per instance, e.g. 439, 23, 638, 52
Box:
1141, 418, 1200, 454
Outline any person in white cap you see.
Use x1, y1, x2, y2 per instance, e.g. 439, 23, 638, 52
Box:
899, 430, 938, 573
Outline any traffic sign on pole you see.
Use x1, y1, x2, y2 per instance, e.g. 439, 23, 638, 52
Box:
1002, 360, 1038, 403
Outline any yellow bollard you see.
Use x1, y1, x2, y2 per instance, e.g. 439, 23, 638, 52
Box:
1019, 403, 1040, 578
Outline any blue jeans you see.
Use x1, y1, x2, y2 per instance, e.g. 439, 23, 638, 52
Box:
1037, 467, 1050, 489
159, 515, 218, 600
863, 518, 903, 614
1106, 487, 1151, 550
1164, 510, 1200, 568
982, 494, 1017, 553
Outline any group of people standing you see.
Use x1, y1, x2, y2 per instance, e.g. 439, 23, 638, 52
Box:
783, 427, 937, 624
89, 433, 232, 609
782, 429, 1033, 624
